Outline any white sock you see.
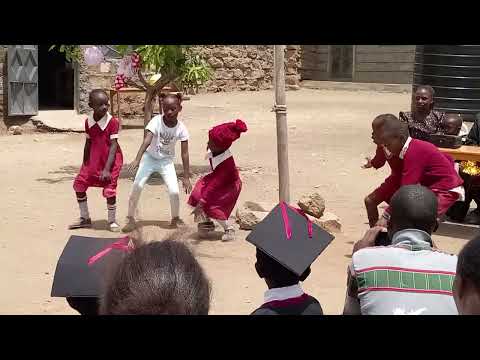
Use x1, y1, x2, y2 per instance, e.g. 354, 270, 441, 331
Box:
78, 196, 90, 219
107, 204, 116, 223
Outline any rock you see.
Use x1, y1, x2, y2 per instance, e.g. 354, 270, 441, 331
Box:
208, 57, 223, 69
9, 126, 22, 135
288, 85, 301, 91
297, 192, 326, 219
236, 208, 268, 230
243, 201, 276, 212
315, 212, 342, 234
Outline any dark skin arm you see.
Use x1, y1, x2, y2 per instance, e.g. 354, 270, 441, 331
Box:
100, 139, 118, 182
181, 140, 192, 194
83, 139, 91, 165
127, 131, 154, 175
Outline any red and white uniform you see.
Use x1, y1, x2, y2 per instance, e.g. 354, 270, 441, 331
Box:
73, 114, 123, 198
188, 149, 242, 221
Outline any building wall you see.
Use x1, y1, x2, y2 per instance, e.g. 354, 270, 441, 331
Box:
300, 45, 416, 84
353, 45, 415, 84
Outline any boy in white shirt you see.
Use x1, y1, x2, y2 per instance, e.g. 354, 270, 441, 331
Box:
123, 93, 192, 232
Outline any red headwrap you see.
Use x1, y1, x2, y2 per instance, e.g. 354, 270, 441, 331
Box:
209, 119, 248, 150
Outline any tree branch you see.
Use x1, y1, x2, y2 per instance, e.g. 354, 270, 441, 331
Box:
125, 79, 146, 91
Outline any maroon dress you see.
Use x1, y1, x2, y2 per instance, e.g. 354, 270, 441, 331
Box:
73, 115, 123, 198
188, 152, 242, 221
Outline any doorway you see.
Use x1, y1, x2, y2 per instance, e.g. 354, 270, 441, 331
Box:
38, 45, 74, 110
329, 45, 354, 81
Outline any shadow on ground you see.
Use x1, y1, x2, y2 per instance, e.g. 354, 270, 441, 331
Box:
35, 164, 213, 185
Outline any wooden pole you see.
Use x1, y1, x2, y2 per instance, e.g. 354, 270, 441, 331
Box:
273, 45, 290, 203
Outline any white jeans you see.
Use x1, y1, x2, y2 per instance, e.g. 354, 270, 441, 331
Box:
128, 152, 180, 219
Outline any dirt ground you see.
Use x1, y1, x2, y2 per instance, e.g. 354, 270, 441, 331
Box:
0, 89, 476, 315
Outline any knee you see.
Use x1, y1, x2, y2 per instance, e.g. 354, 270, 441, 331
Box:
364, 196, 373, 207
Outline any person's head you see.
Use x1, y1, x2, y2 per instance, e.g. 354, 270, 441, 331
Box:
255, 248, 311, 289
381, 114, 410, 156
371, 114, 397, 145
88, 89, 109, 120
100, 232, 211, 315
413, 85, 435, 114
443, 113, 463, 136
387, 185, 438, 240
161, 93, 182, 122
208, 119, 248, 154
453, 236, 480, 315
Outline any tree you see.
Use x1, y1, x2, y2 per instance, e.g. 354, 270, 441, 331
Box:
50, 45, 211, 128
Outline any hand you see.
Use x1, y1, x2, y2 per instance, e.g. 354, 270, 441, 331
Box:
128, 159, 140, 177
100, 169, 112, 182
182, 177, 192, 194
353, 226, 386, 254
361, 157, 373, 169
375, 216, 388, 228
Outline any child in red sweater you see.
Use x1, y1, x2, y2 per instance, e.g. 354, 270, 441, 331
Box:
188, 119, 247, 241
363, 114, 403, 227
378, 115, 464, 226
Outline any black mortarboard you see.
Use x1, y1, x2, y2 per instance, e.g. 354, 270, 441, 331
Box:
51, 235, 129, 299
246, 203, 334, 276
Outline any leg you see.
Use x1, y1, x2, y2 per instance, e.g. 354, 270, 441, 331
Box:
159, 160, 182, 226
216, 219, 235, 241
364, 194, 381, 228
122, 155, 156, 233
70, 176, 92, 229
105, 195, 119, 232
366, 176, 399, 227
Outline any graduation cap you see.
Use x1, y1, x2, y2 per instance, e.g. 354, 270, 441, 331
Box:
246, 202, 334, 276
51, 235, 131, 301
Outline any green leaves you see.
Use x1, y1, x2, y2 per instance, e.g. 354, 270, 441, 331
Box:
49, 45, 82, 63
182, 53, 212, 92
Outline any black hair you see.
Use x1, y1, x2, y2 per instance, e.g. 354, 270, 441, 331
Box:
373, 113, 399, 126
89, 89, 108, 102
444, 113, 463, 124
415, 85, 435, 98
255, 248, 311, 287
100, 232, 211, 315
382, 114, 409, 140
159, 92, 183, 103
457, 235, 480, 291
389, 185, 438, 235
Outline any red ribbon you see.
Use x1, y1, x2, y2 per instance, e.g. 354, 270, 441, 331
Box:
87, 236, 132, 266
280, 202, 313, 240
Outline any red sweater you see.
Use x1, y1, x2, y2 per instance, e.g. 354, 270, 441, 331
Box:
385, 139, 463, 216
371, 145, 403, 176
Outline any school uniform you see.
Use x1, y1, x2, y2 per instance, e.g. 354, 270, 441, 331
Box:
188, 119, 246, 235
73, 113, 123, 198
384, 137, 464, 218
188, 149, 242, 223
251, 284, 323, 315
370, 145, 403, 204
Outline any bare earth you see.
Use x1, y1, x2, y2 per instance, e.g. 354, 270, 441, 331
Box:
0, 89, 476, 315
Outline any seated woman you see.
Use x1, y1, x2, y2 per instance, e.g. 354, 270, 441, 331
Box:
399, 85, 445, 141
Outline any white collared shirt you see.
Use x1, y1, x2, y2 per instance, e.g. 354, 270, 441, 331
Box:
263, 284, 304, 304
206, 149, 232, 170
86, 112, 118, 139
399, 136, 412, 160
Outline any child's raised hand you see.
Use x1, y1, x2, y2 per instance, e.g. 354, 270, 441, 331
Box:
127, 160, 140, 177
361, 157, 373, 169
182, 177, 193, 194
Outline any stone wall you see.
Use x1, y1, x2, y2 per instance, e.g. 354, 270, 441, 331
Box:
79, 45, 302, 119
192, 45, 301, 92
